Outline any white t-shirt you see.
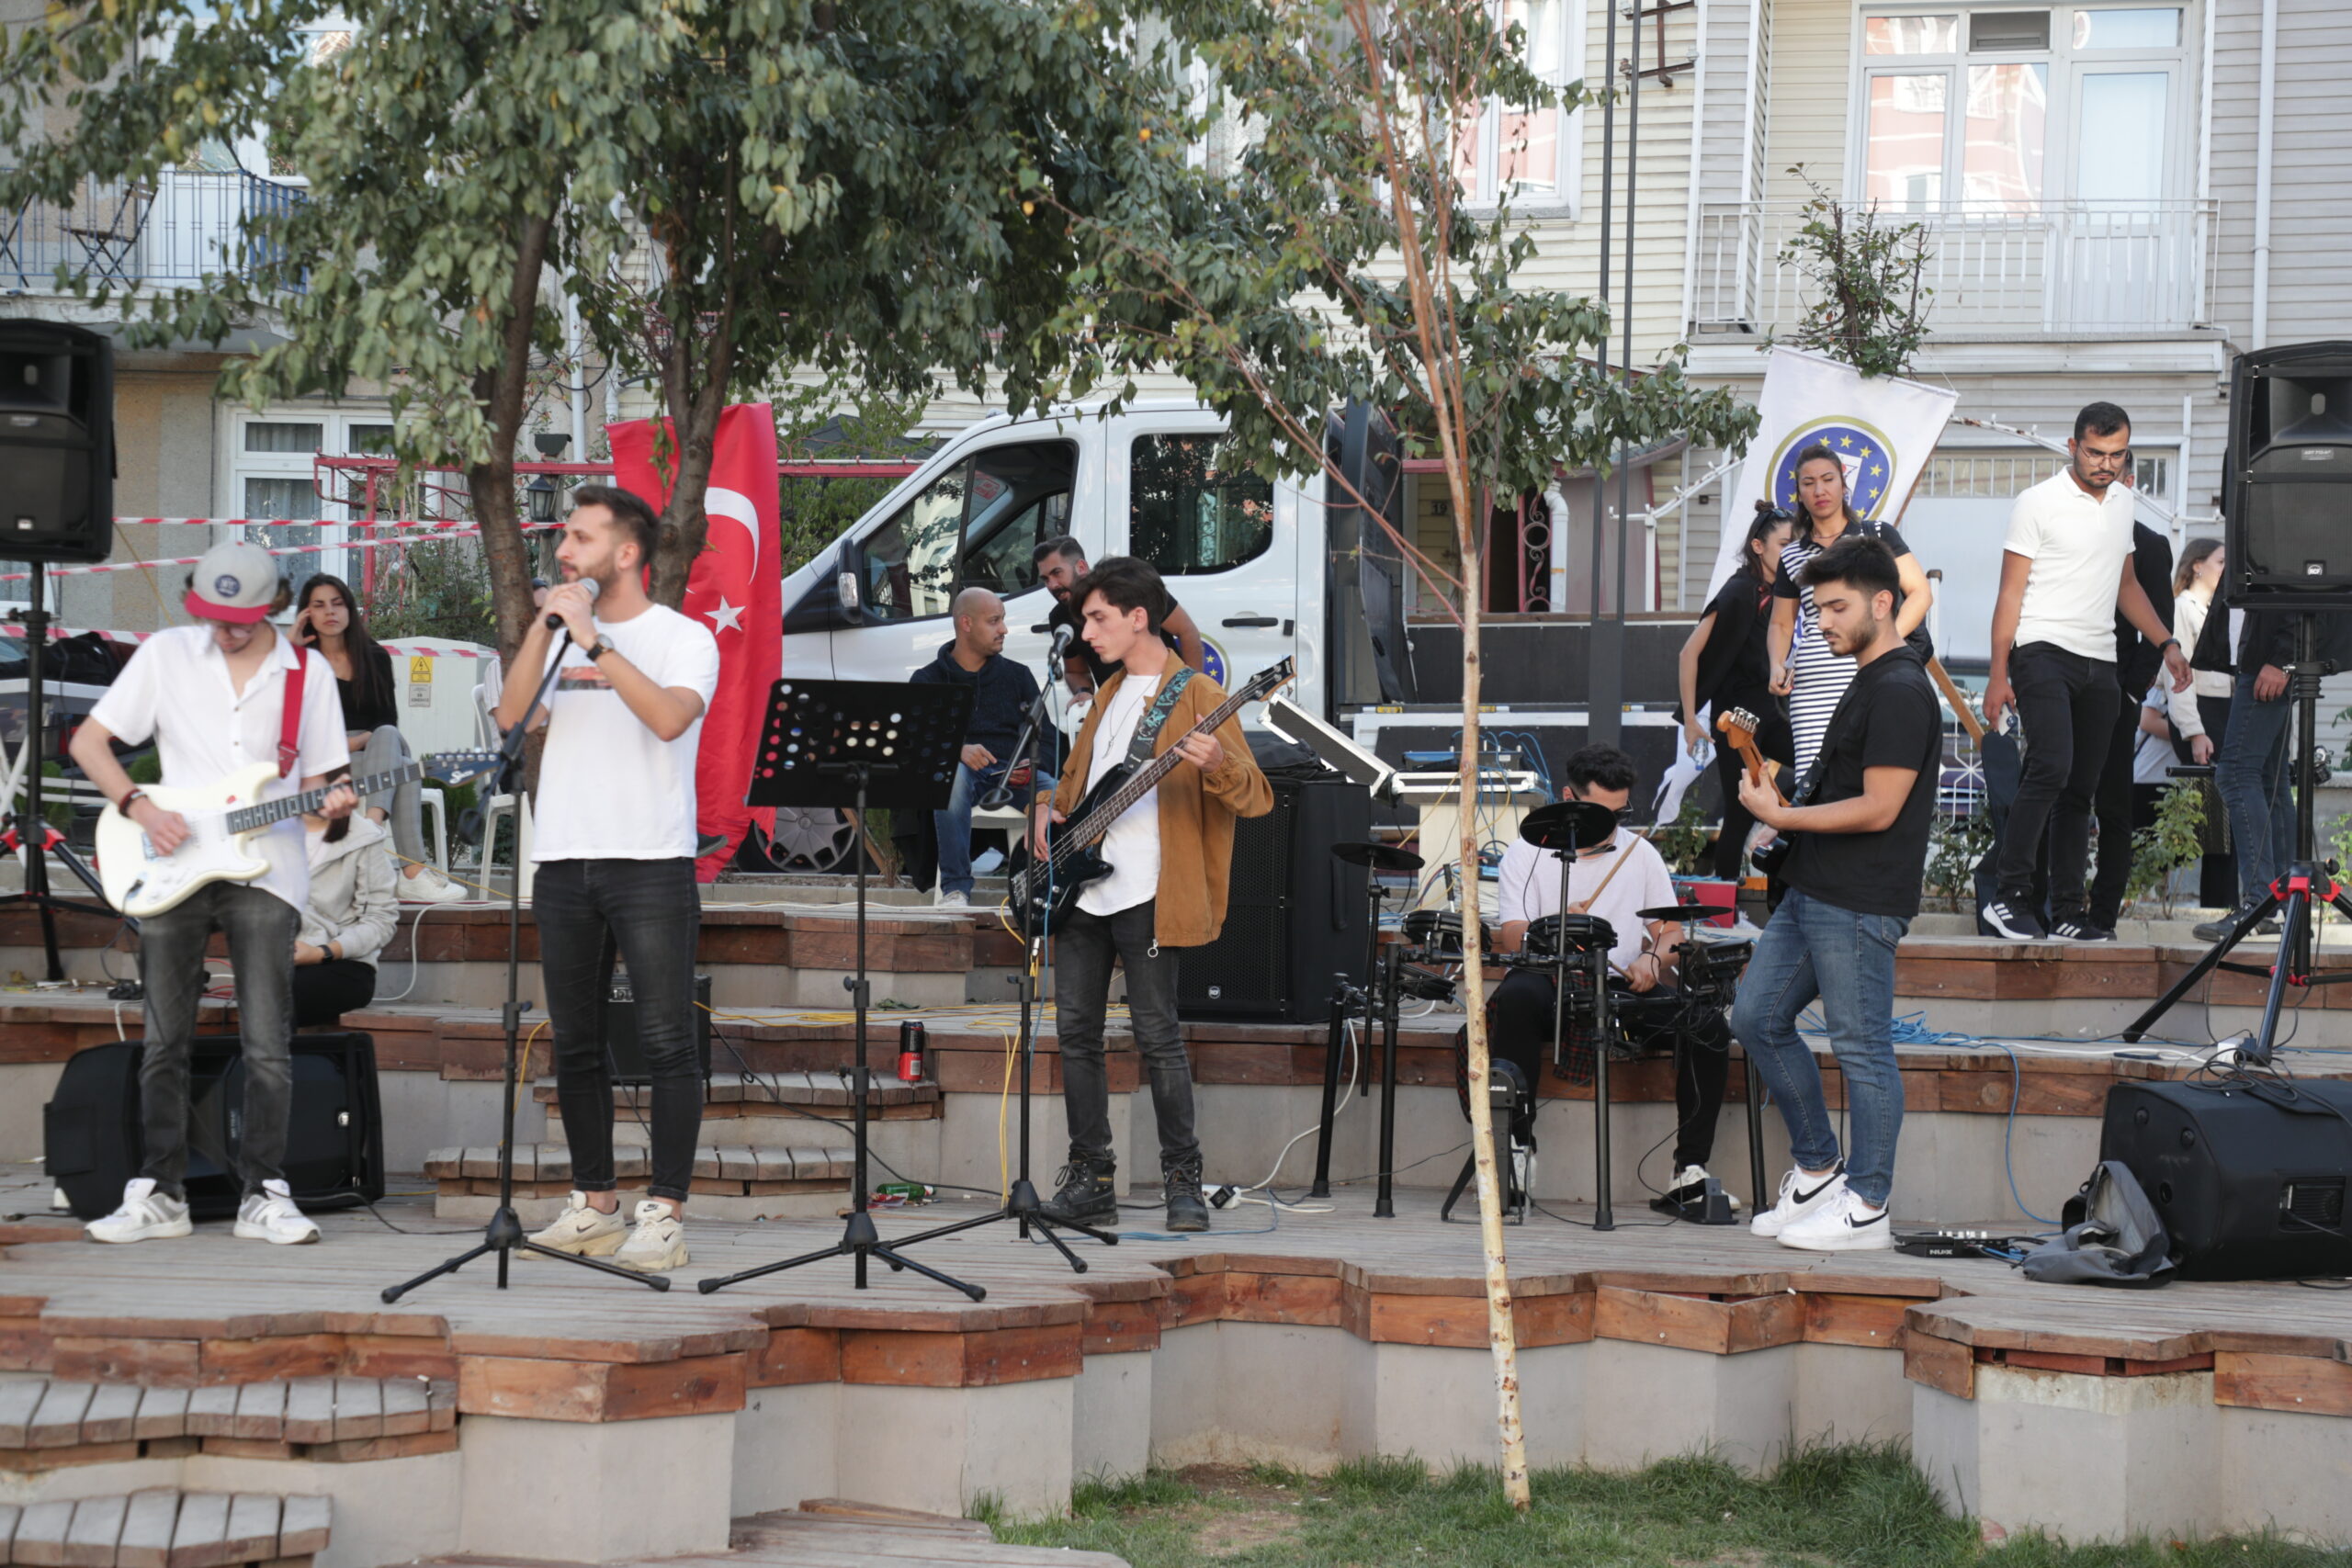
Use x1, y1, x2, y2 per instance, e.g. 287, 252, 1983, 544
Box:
2004, 469, 2135, 660
1495, 828, 1676, 975
532, 604, 721, 862
88, 626, 350, 913
1075, 674, 1162, 917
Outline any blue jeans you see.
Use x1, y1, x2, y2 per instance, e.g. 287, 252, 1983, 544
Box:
1729, 886, 1907, 1207
934, 759, 1052, 895
535, 858, 703, 1203
2216, 669, 2294, 906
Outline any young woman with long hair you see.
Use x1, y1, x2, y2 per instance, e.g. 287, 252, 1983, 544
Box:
2165, 537, 2229, 765
292, 574, 464, 903
1679, 502, 1796, 880
1766, 445, 1936, 779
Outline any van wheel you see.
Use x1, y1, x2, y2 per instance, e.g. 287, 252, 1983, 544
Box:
764, 807, 860, 873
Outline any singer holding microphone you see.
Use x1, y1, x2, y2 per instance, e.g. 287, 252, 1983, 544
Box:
493, 485, 720, 1274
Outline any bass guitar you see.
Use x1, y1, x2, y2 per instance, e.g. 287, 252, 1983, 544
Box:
1716, 707, 1792, 875
95, 750, 502, 918
1004, 659, 1293, 938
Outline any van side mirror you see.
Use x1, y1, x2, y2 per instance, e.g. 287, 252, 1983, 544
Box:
835, 546, 865, 627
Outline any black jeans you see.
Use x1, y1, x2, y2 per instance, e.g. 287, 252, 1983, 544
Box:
2087, 692, 2145, 931
1487, 967, 1732, 1171
1997, 642, 2120, 919
1052, 900, 1197, 1172
1711, 700, 1792, 882
536, 858, 703, 1203
138, 881, 299, 1200
291, 960, 376, 1030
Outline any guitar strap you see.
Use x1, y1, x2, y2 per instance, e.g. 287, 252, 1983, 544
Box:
1122, 667, 1195, 768
277, 648, 308, 779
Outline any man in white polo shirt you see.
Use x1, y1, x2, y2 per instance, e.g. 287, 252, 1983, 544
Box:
1981, 403, 2191, 942
69, 543, 359, 1246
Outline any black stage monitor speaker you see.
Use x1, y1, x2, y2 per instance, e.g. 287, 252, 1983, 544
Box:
43, 1033, 386, 1222
2098, 1077, 2352, 1280
605, 970, 714, 1082
0, 321, 115, 565
2228, 340, 2352, 604
1177, 776, 1373, 1023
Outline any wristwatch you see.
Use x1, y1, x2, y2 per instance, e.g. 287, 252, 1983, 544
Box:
586, 638, 617, 662
2160, 637, 2181, 653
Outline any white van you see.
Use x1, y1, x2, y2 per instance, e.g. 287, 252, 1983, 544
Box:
778, 400, 1415, 720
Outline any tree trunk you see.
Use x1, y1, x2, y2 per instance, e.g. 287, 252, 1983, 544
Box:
472, 210, 556, 668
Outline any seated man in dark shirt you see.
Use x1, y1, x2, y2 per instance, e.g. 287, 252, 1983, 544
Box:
1034, 536, 1204, 692
910, 588, 1055, 908
1731, 536, 1942, 1254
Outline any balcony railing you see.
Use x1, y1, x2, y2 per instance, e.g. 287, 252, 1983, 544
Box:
0, 169, 306, 293
1691, 199, 2218, 337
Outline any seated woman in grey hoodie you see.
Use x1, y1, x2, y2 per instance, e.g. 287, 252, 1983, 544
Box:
293, 770, 401, 1029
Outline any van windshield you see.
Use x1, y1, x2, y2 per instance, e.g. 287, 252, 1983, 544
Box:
859, 441, 1076, 619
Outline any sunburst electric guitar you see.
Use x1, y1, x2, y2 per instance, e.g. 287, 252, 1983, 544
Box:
1715, 707, 1792, 875
95, 750, 501, 918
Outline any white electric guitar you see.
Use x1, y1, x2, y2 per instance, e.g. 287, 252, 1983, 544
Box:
94, 751, 500, 918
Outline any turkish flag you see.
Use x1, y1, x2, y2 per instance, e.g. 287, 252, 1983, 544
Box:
606, 403, 781, 882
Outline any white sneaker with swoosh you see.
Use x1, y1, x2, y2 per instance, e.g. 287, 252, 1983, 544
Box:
1749, 1164, 1847, 1238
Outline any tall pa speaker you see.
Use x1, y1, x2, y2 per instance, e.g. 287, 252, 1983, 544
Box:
2098, 1077, 2352, 1280
2228, 340, 2352, 605
1177, 776, 1372, 1023
43, 1033, 386, 1221
0, 321, 115, 565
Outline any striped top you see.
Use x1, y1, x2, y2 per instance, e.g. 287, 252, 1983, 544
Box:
1774, 520, 1915, 782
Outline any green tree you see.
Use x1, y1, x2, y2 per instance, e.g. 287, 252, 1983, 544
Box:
1772, 167, 1936, 378
1046, 0, 1758, 1506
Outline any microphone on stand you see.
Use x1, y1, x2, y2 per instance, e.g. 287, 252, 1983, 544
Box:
546, 576, 601, 631
1045, 620, 1076, 683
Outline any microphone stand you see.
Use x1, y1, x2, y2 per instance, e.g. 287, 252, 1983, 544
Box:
385, 615, 665, 1302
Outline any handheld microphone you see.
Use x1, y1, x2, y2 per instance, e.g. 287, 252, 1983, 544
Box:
546, 576, 600, 630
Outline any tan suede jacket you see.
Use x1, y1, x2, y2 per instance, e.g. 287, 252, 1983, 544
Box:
1050, 667, 1274, 948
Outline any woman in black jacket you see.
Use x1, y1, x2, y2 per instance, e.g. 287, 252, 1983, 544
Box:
1679, 504, 1796, 881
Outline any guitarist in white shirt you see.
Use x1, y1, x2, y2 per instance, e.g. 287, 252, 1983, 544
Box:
70, 543, 359, 1246
1033, 558, 1272, 1234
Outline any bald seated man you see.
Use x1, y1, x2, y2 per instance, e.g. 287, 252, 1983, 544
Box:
909, 587, 1056, 908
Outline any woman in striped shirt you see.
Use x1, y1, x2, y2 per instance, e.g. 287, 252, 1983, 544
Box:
1766, 445, 1935, 782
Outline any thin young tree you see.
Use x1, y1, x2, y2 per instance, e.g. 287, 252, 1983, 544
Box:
1048, 0, 1756, 1506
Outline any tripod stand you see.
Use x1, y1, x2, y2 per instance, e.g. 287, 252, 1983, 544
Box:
2123, 615, 2352, 1062
1, 567, 126, 979
701, 680, 988, 1298
385, 627, 669, 1302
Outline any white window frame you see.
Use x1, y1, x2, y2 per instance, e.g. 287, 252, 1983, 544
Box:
219, 407, 397, 585
1459, 0, 1587, 219
1845, 4, 2196, 211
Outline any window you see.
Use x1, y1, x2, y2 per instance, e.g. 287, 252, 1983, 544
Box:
1457, 0, 1580, 209
1917, 447, 2172, 499
227, 411, 394, 581
856, 442, 1075, 621
1854, 6, 2185, 212
1130, 435, 1272, 575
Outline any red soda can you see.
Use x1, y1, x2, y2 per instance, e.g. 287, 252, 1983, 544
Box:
898, 1021, 927, 1084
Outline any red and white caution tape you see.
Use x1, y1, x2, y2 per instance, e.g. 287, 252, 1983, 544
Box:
0, 623, 496, 659
1, 525, 543, 583
111, 517, 558, 532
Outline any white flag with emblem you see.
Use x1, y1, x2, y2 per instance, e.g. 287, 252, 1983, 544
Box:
1704, 345, 1957, 599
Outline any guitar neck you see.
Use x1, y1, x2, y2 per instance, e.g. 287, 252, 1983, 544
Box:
224, 762, 420, 835
1054, 683, 1259, 862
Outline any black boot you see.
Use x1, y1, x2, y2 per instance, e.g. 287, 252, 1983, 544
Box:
1163, 1154, 1210, 1233
1040, 1155, 1117, 1227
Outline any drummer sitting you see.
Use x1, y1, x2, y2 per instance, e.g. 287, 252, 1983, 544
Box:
1489, 744, 1738, 1216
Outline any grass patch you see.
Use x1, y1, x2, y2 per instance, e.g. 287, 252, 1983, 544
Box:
991, 1442, 2352, 1567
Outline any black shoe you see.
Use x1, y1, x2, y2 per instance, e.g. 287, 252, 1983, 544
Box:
1162, 1155, 1210, 1234
1979, 897, 2046, 941
2194, 905, 2280, 942
2049, 918, 2114, 942
1039, 1156, 1118, 1228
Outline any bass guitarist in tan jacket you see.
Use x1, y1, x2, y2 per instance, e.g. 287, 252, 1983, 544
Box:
1033, 557, 1272, 1233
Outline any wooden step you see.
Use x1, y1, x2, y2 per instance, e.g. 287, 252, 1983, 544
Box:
0, 1379, 453, 1470
532, 1072, 942, 1113
0, 1489, 328, 1568
424, 1145, 855, 1225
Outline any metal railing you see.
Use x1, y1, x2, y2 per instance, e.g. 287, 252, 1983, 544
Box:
1691, 198, 2218, 336
1, 168, 306, 293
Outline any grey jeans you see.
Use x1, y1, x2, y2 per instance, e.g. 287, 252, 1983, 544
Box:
354, 725, 427, 865
137, 880, 300, 1200
1051, 899, 1198, 1171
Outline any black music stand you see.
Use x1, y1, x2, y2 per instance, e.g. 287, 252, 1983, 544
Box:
699, 680, 982, 1299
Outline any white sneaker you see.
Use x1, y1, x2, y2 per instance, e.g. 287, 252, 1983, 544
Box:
1777, 1185, 1894, 1253
232, 1180, 320, 1245
1660, 1164, 1742, 1213
1748, 1164, 1847, 1238
86, 1179, 193, 1244
613, 1201, 687, 1273
399, 863, 469, 904
933, 889, 969, 909
523, 1191, 628, 1258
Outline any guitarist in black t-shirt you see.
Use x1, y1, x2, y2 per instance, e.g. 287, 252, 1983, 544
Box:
1728, 536, 1941, 1255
